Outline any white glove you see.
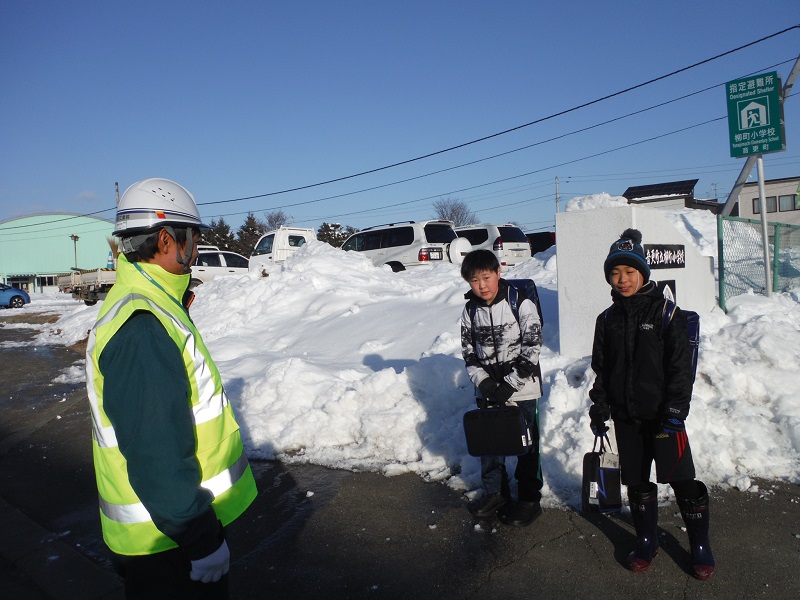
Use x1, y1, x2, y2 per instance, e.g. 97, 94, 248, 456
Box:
189, 539, 230, 583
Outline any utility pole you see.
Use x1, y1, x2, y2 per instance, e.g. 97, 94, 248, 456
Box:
70, 234, 80, 270
756, 157, 772, 297
555, 176, 560, 213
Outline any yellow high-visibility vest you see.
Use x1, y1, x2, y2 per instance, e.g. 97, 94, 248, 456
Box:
86, 254, 256, 555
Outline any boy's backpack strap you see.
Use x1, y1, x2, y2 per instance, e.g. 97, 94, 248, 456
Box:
507, 284, 519, 322
467, 299, 478, 347
662, 299, 676, 331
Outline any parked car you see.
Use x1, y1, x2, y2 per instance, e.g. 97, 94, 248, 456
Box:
190, 246, 250, 287
0, 283, 30, 309
250, 227, 317, 276
341, 220, 471, 272
526, 231, 556, 255
455, 224, 532, 267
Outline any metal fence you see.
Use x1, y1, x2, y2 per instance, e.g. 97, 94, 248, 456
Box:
718, 215, 800, 311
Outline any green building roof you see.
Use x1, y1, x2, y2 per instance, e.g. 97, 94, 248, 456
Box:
0, 213, 115, 278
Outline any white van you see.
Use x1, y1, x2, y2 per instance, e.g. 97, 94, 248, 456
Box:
455, 224, 532, 268
250, 227, 317, 276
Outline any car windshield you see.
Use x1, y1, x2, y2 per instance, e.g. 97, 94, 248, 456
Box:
498, 227, 527, 243
424, 223, 457, 243
252, 234, 274, 256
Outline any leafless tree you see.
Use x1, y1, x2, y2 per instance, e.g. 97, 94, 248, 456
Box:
432, 197, 477, 227
264, 209, 289, 231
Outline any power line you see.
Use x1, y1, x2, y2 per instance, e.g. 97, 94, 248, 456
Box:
196, 25, 799, 207
4, 26, 799, 236
202, 59, 798, 221
288, 116, 727, 224
0, 213, 114, 235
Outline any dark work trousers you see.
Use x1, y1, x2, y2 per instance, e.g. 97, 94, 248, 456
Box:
113, 546, 229, 600
480, 399, 543, 502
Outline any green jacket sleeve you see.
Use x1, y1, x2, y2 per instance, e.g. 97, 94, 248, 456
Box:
100, 311, 222, 558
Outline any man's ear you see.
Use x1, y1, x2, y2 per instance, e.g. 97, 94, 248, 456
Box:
157, 228, 171, 253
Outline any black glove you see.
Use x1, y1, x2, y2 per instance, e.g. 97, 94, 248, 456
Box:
478, 378, 499, 400
588, 404, 610, 436
514, 357, 536, 379
492, 382, 516, 404
590, 418, 609, 436
661, 417, 685, 434
589, 404, 611, 435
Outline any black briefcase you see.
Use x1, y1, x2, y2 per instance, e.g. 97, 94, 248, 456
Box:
581, 435, 622, 513
463, 405, 532, 457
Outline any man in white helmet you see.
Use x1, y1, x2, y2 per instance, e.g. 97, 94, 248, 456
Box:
85, 178, 257, 598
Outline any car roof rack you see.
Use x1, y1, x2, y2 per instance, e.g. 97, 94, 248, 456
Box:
361, 221, 416, 231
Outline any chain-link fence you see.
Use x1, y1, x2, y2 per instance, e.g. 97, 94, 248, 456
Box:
718, 215, 800, 311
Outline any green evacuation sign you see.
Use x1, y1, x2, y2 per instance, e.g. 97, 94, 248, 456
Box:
726, 71, 785, 158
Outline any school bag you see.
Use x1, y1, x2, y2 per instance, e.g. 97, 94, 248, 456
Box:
505, 278, 544, 328
463, 402, 533, 457
662, 300, 700, 384
581, 434, 622, 513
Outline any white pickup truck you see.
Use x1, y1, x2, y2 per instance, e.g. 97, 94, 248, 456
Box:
249, 227, 317, 276
57, 268, 117, 305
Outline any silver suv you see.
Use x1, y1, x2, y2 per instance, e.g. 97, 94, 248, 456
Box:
342, 220, 471, 272
455, 224, 532, 267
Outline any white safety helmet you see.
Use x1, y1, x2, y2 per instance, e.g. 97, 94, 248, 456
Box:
114, 178, 208, 236
114, 178, 209, 273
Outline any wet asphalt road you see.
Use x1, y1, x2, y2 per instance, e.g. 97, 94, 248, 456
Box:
1, 310, 799, 599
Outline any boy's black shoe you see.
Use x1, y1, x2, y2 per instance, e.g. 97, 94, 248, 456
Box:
470, 492, 507, 518
500, 501, 542, 527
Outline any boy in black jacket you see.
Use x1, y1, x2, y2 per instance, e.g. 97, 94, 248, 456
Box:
588, 229, 715, 580
461, 250, 543, 526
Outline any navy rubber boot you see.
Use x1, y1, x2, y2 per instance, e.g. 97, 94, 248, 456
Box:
627, 482, 659, 573
677, 481, 715, 581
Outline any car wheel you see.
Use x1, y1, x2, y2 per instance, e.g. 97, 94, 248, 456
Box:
189, 278, 204, 290
388, 262, 406, 272
84, 300, 98, 306
10, 296, 25, 309
447, 237, 472, 265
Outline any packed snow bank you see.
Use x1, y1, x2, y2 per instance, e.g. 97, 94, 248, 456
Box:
19, 207, 800, 506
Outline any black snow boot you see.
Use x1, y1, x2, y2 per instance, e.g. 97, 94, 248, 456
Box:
627, 482, 659, 573
470, 492, 507, 518
677, 481, 715, 581
499, 500, 542, 527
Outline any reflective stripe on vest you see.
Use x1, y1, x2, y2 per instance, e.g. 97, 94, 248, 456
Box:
98, 451, 251, 524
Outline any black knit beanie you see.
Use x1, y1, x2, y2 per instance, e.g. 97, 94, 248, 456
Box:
603, 228, 650, 283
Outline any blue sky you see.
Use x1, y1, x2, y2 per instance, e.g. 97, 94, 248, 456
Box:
1, 1, 799, 238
